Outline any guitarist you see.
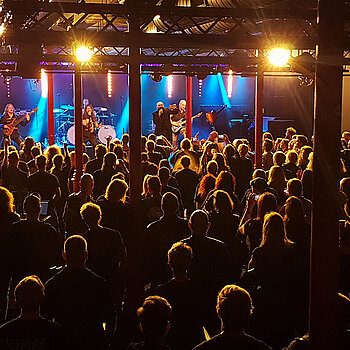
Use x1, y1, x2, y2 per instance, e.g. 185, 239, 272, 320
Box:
82, 104, 99, 149
170, 99, 188, 149
0, 104, 31, 147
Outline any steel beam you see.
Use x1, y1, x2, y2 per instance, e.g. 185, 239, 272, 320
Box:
309, 0, 344, 349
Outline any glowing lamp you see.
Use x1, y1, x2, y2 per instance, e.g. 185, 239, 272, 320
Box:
268, 48, 290, 67
76, 46, 93, 63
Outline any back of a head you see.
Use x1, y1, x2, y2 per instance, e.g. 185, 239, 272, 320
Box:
287, 178, 303, 197
8, 151, 19, 165
257, 192, 278, 220
284, 196, 305, 223
180, 155, 191, 169
158, 167, 170, 183
190, 209, 209, 236
147, 175, 161, 195
253, 168, 266, 180
35, 154, 47, 169
273, 151, 286, 166
207, 160, 218, 176
24, 137, 35, 150
24, 194, 41, 216
263, 139, 274, 153
168, 242, 193, 274
95, 144, 108, 159
261, 212, 287, 247
215, 171, 235, 193
0, 186, 14, 214
137, 296, 172, 340
31, 146, 41, 158
64, 235, 87, 264
268, 165, 286, 185
52, 154, 64, 169
238, 143, 249, 157
161, 192, 178, 214
102, 152, 117, 169
159, 159, 171, 169
217, 285, 253, 332
80, 202, 101, 227
148, 134, 156, 142
113, 144, 124, 159
106, 178, 128, 202
80, 173, 94, 192
213, 189, 233, 213
146, 140, 156, 153
15, 275, 45, 313
122, 133, 130, 144
286, 150, 298, 165
180, 138, 191, 150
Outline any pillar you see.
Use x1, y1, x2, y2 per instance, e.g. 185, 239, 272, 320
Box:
73, 64, 83, 192
254, 71, 264, 168
309, 1, 344, 350
47, 71, 55, 145
186, 76, 193, 138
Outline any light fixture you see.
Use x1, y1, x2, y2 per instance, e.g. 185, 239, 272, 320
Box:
267, 48, 290, 67
0, 23, 5, 36
198, 79, 203, 98
41, 69, 48, 99
153, 15, 160, 21
167, 75, 173, 98
107, 70, 112, 98
75, 46, 93, 63
227, 69, 233, 98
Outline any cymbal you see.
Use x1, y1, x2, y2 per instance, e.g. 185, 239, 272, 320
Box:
61, 105, 74, 110
94, 107, 108, 112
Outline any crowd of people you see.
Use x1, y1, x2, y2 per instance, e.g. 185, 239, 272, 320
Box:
0, 126, 349, 350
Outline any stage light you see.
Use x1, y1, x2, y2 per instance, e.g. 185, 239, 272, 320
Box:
153, 15, 160, 21
76, 46, 93, 63
227, 69, 233, 98
5, 77, 10, 98
267, 48, 290, 67
0, 23, 5, 36
41, 69, 48, 99
107, 70, 112, 98
167, 75, 173, 98
198, 79, 203, 98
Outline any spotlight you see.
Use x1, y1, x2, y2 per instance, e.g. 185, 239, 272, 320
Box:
227, 69, 233, 98
268, 48, 290, 67
107, 70, 112, 98
150, 73, 163, 82
0, 23, 5, 36
167, 75, 173, 98
76, 46, 93, 63
153, 15, 160, 21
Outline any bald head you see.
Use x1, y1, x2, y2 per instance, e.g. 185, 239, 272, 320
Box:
189, 210, 210, 236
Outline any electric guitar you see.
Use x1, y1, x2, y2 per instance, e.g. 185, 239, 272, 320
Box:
3, 108, 38, 137
171, 112, 203, 133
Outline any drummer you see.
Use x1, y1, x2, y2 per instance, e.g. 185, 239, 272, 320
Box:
82, 104, 99, 149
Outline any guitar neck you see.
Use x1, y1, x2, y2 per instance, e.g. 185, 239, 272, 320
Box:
12, 109, 36, 127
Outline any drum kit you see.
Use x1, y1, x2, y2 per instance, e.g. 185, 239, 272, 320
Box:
55, 105, 117, 145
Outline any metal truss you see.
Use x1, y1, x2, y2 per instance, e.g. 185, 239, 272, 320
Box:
0, 0, 349, 75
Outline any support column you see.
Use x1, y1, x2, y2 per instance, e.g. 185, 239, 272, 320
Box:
309, 1, 344, 350
254, 71, 263, 168
47, 71, 55, 145
73, 64, 83, 192
128, 15, 142, 205
186, 76, 193, 138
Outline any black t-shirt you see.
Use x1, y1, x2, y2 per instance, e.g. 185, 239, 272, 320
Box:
0, 317, 65, 350
27, 171, 60, 201
42, 267, 115, 350
193, 332, 272, 350
84, 226, 126, 280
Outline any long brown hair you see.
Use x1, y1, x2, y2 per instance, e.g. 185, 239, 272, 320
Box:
198, 174, 216, 199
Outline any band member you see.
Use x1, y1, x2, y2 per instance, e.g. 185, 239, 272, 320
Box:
82, 104, 99, 148
170, 99, 187, 149
152, 101, 176, 142
0, 104, 31, 146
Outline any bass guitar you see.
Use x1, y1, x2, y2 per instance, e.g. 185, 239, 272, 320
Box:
171, 112, 202, 134
3, 108, 38, 137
